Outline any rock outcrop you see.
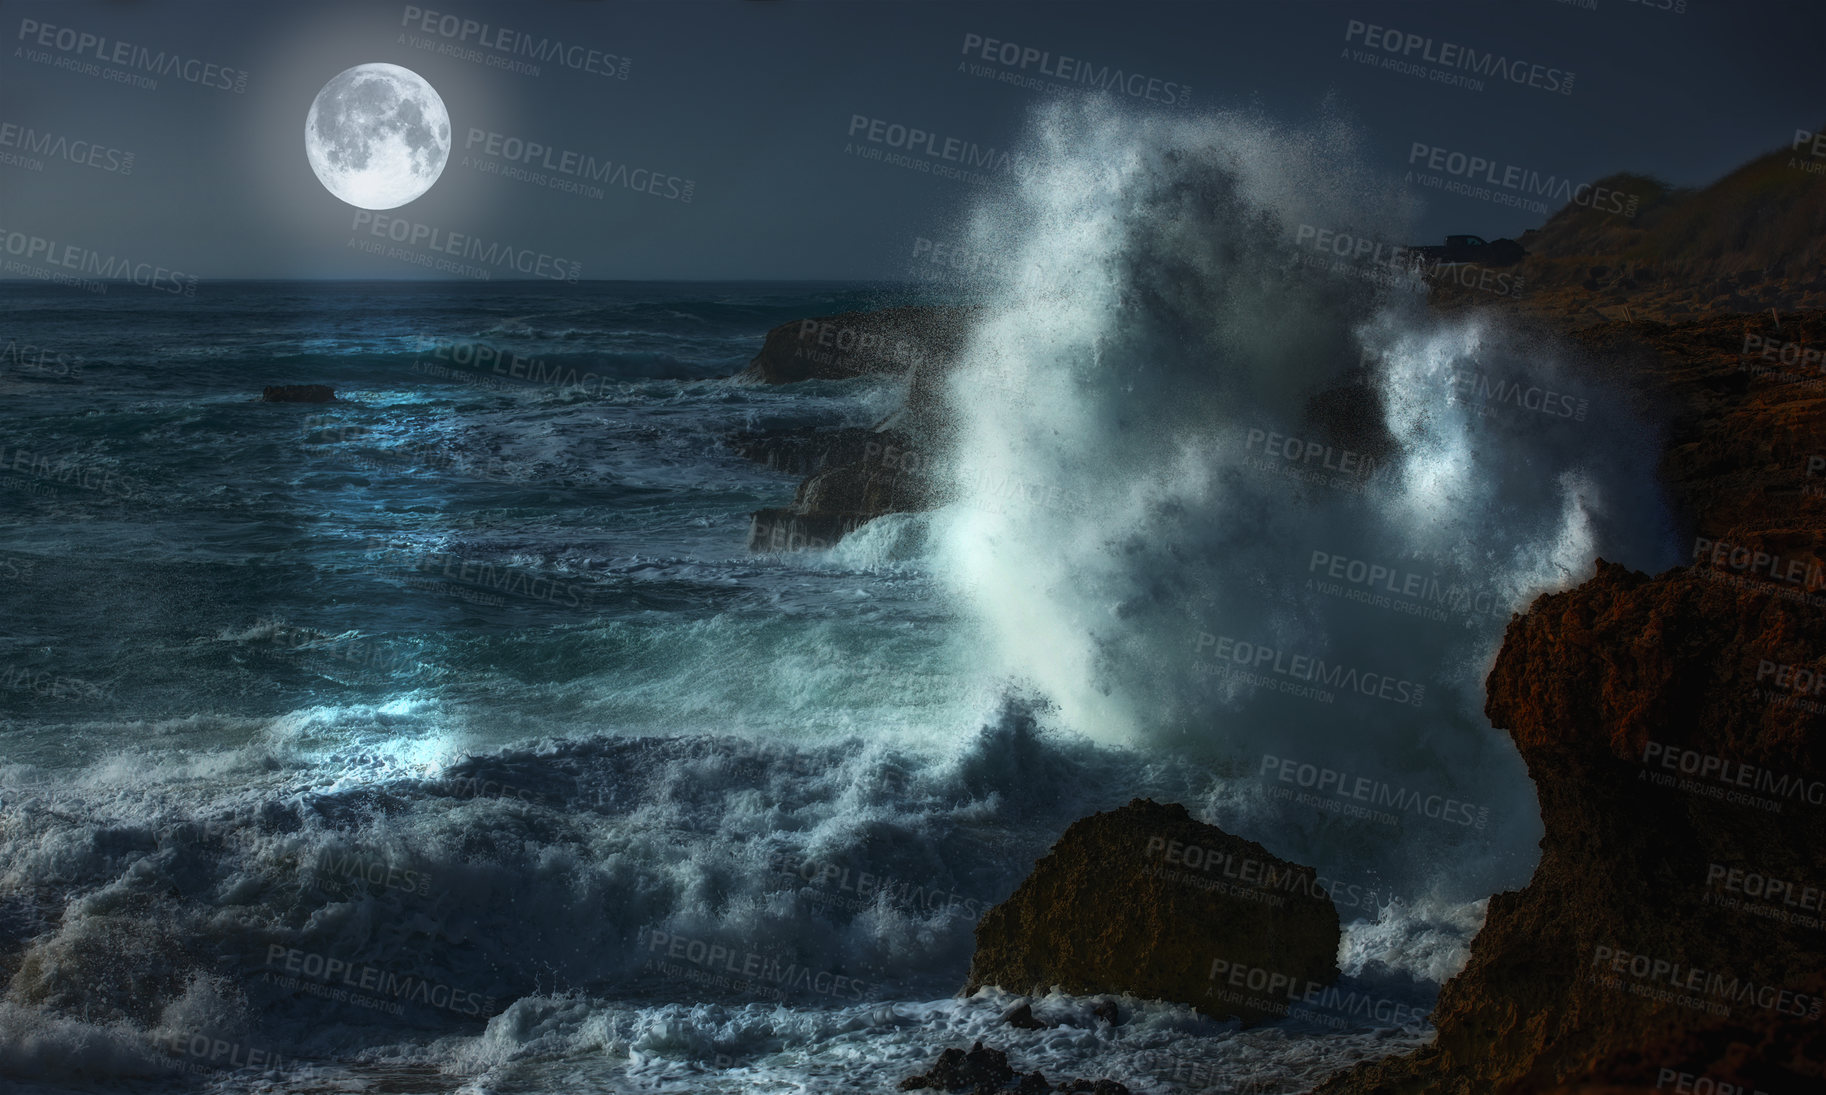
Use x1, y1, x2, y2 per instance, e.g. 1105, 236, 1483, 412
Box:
1313, 313, 1826, 1094
964, 799, 1341, 1024
732, 306, 975, 387
733, 306, 973, 551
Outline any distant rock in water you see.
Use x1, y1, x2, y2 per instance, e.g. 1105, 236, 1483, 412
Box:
964, 798, 1341, 1024
261, 384, 336, 403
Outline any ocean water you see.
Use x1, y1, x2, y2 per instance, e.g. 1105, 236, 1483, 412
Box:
0, 105, 1679, 1095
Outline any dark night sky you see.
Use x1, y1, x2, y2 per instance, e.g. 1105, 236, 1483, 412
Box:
2, 0, 1821, 280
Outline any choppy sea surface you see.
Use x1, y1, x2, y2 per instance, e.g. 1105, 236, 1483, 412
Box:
0, 278, 1466, 1093
1, 97, 1699, 1095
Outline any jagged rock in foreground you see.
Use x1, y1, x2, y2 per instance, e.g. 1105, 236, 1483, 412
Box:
1313, 563, 1826, 1095
964, 799, 1340, 1024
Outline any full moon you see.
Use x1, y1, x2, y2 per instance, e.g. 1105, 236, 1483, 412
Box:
305, 63, 450, 210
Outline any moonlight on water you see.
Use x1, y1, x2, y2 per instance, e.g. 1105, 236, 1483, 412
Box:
304, 63, 450, 210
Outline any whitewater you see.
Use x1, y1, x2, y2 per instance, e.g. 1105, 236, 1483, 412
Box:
0, 99, 1678, 1093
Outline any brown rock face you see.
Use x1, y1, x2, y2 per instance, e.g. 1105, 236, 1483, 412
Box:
1316, 561, 1826, 1095
1314, 314, 1826, 1094
964, 799, 1341, 1023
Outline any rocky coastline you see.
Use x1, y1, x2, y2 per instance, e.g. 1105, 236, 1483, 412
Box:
724, 149, 1826, 1091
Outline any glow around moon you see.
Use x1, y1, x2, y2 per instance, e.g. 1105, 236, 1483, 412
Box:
305, 63, 450, 210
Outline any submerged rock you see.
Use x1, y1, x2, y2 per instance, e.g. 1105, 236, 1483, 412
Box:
964, 798, 1340, 1023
